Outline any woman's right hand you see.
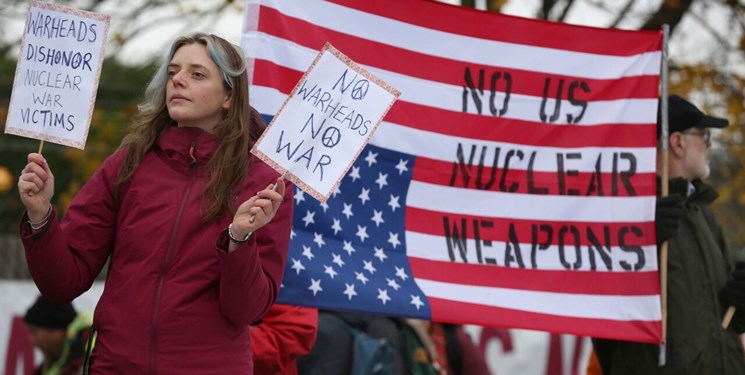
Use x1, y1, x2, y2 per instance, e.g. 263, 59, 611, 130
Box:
18, 153, 55, 222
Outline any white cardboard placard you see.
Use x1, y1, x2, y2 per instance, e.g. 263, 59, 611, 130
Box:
5, 0, 110, 149
251, 43, 400, 203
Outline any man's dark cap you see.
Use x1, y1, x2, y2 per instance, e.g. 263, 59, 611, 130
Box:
24, 295, 76, 330
657, 95, 728, 138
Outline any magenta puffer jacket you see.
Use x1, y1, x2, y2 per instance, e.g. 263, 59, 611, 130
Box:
21, 126, 293, 374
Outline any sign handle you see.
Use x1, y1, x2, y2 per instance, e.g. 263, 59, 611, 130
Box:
722, 306, 736, 329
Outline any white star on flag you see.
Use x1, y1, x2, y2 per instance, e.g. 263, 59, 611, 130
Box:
331, 218, 342, 235
363, 260, 377, 274
349, 166, 361, 182
342, 241, 356, 256
358, 188, 371, 205
302, 210, 315, 227
312, 233, 325, 248
355, 271, 369, 285
323, 265, 338, 279
388, 195, 400, 212
374, 247, 388, 262
395, 267, 409, 281
377, 289, 391, 305
364, 150, 378, 167
332, 253, 345, 267
375, 173, 388, 189
291, 259, 305, 275
395, 159, 409, 175
301, 246, 314, 260
371, 210, 385, 227
308, 279, 322, 296
344, 283, 358, 300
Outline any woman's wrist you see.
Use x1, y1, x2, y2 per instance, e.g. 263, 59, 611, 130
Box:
228, 223, 252, 244
27, 205, 52, 228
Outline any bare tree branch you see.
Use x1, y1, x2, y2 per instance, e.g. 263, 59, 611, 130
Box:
461, 0, 476, 9
557, 0, 577, 23
608, 0, 637, 28
640, 0, 694, 33
538, 0, 560, 20
687, 6, 737, 52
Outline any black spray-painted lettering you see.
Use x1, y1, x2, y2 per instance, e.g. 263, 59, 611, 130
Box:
539, 78, 590, 124
462, 67, 512, 116
619, 226, 645, 271
530, 224, 552, 268
450, 143, 638, 196
473, 219, 496, 265
443, 216, 469, 263
586, 226, 612, 271
442, 216, 498, 265
441, 217, 647, 271
613, 152, 637, 196
558, 226, 582, 270
449, 143, 523, 192
556, 152, 581, 196
505, 223, 526, 268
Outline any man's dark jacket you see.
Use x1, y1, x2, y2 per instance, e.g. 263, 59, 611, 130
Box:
594, 178, 745, 375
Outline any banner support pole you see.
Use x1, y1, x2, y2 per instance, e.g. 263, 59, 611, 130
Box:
658, 23, 670, 368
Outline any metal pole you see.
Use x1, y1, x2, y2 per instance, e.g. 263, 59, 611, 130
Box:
658, 23, 670, 368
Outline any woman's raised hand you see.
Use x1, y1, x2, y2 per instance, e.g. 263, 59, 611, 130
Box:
231, 177, 286, 239
18, 153, 55, 222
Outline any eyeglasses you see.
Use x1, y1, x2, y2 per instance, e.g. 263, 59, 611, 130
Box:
682, 128, 711, 143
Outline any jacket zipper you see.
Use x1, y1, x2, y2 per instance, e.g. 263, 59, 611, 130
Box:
149, 142, 198, 374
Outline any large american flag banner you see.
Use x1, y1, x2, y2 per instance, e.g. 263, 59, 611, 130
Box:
242, 0, 663, 343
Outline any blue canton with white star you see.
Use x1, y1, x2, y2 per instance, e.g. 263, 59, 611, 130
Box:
277, 143, 431, 319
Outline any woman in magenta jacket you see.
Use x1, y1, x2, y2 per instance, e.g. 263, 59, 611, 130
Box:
17, 32, 293, 374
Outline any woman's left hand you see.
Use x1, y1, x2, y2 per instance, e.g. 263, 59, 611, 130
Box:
230, 177, 286, 240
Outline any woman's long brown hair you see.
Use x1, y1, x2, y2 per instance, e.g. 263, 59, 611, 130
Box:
115, 33, 263, 221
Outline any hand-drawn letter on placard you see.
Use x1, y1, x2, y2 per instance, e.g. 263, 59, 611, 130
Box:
252, 43, 400, 202
5, 0, 110, 149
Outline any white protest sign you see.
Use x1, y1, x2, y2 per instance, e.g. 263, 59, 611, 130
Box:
5, 0, 110, 150
251, 43, 400, 202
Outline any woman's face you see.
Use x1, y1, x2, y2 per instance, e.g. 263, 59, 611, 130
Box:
166, 43, 231, 133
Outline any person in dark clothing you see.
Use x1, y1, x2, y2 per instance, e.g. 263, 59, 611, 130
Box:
24, 295, 92, 375
298, 311, 489, 375
297, 311, 404, 375
591, 95, 745, 374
